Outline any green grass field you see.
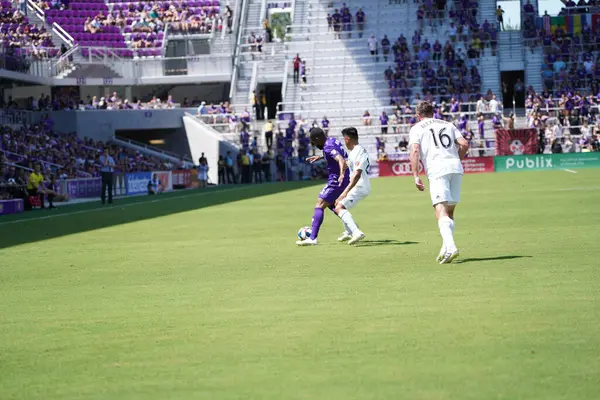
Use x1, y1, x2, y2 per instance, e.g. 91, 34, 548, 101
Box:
1, 171, 599, 400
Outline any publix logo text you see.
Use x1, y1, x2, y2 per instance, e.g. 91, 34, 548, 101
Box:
505, 156, 553, 170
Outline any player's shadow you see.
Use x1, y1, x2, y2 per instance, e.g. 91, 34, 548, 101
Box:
457, 255, 532, 263
355, 240, 419, 247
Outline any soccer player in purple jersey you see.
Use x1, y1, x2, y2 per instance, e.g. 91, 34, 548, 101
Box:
296, 128, 351, 246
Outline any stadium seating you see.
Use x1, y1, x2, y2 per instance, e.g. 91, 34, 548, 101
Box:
0, 124, 173, 178
0, 1, 57, 58
42, 0, 221, 57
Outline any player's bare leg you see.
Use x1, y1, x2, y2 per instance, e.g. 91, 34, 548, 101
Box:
335, 203, 365, 245
435, 202, 459, 263
297, 198, 330, 246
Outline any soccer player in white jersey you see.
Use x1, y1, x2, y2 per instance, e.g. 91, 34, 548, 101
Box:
334, 127, 371, 245
409, 101, 470, 264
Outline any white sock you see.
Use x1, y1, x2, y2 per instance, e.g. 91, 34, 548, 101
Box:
342, 220, 352, 235
449, 218, 455, 233
339, 209, 359, 235
438, 216, 457, 253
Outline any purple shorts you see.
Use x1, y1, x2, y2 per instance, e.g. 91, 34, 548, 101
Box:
319, 180, 349, 204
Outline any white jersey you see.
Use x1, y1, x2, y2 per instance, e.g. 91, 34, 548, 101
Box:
408, 118, 464, 180
347, 144, 371, 193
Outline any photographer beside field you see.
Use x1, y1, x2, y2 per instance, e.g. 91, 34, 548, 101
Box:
147, 174, 164, 195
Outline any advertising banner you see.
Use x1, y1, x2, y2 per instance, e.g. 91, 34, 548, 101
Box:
378, 158, 424, 177
461, 156, 495, 173
495, 152, 600, 172
495, 129, 539, 156
172, 170, 192, 188
378, 155, 493, 177
152, 171, 173, 192
113, 172, 127, 197
59, 178, 102, 199
126, 172, 152, 195
0, 199, 24, 215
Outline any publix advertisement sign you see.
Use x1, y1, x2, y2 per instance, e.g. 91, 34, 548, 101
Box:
495, 153, 600, 172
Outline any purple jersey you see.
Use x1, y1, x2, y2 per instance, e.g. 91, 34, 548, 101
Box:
323, 137, 349, 183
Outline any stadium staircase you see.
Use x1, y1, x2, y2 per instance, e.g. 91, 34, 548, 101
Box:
479, 0, 500, 96
525, 48, 543, 92
521, 0, 543, 92
230, 0, 262, 107
498, 31, 524, 71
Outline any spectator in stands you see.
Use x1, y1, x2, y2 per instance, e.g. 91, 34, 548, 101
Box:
342, 7, 352, 38
496, 5, 505, 31
332, 8, 341, 39
300, 60, 307, 89
264, 120, 274, 149
226, 6, 233, 34
293, 54, 301, 84
368, 34, 378, 61
381, 35, 390, 62
363, 110, 372, 126
355, 8, 365, 38
380, 111, 389, 134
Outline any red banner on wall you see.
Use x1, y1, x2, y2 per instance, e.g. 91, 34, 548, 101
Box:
378, 156, 494, 177
461, 156, 495, 173
495, 129, 539, 156
378, 158, 424, 177
172, 170, 192, 188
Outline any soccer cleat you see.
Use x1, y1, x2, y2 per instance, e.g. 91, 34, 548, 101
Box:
296, 238, 318, 246
337, 232, 352, 242
436, 246, 446, 262
439, 250, 460, 264
348, 231, 366, 245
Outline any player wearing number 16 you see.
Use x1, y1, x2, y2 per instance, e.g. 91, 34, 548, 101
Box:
408, 101, 470, 264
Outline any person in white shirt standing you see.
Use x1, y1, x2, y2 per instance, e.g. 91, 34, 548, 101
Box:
409, 101, 469, 264
488, 94, 500, 115
335, 127, 371, 245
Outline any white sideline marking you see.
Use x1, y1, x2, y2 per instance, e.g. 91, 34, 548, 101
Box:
563, 169, 578, 174
0, 186, 253, 226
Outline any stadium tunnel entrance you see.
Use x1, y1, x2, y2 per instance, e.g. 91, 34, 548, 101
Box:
501, 70, 525, 110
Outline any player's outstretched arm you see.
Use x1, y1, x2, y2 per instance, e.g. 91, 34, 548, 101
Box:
306, 155, 323, 163
409, 143, 425, 191
456, 137, 469, 160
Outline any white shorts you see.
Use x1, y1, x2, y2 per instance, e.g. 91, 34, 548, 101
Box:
429, 173, 462, 206
339, 187, 369, 210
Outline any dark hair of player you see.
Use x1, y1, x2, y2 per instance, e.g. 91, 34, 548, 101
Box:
416, 101, 434, 118
310, 127, 325, 140
309, 127, 327, 150
341, 127, 359, 141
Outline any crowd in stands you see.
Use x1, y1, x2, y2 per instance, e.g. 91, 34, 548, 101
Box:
0, 0, 58, 70
323, 0, 497, 109
556, 0, 600, 15
524, 90, 600, 152
1, 120, 175, 180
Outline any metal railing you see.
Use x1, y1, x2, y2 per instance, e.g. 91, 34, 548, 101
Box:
52, 22, 74, 47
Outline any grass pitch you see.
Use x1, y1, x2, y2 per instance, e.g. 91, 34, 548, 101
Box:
1, 171, 599, 400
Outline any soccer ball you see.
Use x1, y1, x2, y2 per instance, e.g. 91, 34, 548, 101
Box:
297, 226, 312, 240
